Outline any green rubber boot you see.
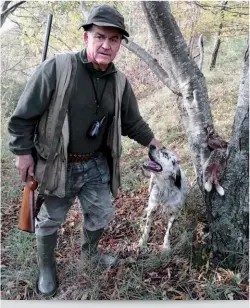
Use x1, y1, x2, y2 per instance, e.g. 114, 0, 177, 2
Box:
36, 233, 57, 297
81, 228, 118, 269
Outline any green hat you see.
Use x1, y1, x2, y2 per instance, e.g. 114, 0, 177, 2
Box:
78, 4, 129, 38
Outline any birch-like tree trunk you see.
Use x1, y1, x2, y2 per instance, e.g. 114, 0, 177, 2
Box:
142, 1, 248, 266
206, 40, 249, 264
209, 0, 228, 70
142, 1, 213, 188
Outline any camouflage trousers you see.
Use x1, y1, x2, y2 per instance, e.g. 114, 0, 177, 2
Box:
35, 152, 114, 236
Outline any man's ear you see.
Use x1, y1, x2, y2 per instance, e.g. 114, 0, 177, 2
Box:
83, 32, 88, 46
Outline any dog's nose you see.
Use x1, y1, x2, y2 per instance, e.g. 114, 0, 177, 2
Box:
150, 144, 156, 150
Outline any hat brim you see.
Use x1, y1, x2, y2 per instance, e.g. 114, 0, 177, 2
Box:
78, 21, 129, 38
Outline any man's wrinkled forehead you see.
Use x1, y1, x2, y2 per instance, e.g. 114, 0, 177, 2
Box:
90, 25, 122, 38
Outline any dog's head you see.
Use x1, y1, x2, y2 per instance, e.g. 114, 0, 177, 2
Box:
142, 145, 182, 188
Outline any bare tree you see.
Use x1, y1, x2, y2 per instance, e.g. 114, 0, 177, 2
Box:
1, 1, 25, 27
206, 39, 249, 265
209, 0, 228, 70
79, 0, 88, 20
198, 34, 204, 71
142, 1, 213, 183
142, 2, 248, 266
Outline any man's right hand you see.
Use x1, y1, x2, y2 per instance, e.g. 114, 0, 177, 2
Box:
15, 154, 35, 182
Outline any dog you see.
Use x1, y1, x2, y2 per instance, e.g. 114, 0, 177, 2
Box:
139, 145, 187, 251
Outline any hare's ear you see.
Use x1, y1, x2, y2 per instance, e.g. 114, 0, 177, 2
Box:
173, 166, 182, 189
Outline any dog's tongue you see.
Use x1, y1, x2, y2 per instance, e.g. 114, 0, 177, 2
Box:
147, 161, 158, 168
144, 160, 161, 171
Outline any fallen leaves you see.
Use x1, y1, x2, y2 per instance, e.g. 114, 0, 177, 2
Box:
1, 180, 249, 300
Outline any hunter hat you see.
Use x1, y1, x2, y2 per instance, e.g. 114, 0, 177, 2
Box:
78, 4, 129, 38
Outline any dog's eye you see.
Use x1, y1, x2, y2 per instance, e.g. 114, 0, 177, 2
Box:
172, 160, 176, 165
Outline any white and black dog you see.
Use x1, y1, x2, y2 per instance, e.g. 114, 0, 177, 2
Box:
139, 145, 187, 250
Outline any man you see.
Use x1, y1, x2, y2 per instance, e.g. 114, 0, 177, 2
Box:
8, 5, 168, 297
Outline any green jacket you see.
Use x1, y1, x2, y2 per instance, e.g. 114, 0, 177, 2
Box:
8, 50, 154, 197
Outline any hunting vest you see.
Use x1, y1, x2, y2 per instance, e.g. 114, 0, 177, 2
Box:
34, 53, 126, 198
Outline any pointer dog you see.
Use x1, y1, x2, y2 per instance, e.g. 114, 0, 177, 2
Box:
139, 145, 187, 250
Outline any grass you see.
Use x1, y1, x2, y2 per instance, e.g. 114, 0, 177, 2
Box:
0, 37, 249, 300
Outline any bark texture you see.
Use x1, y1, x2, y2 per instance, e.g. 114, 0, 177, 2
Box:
142, 1, 213, 187
206, 41, 249, 265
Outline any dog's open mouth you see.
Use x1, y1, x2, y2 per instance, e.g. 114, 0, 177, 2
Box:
143, 160, 162, 172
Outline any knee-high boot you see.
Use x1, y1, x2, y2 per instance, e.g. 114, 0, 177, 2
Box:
36, 233, 57, 296
81, 228, 118, 268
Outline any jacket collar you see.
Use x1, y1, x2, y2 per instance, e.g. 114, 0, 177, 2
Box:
79, 49, 117, 77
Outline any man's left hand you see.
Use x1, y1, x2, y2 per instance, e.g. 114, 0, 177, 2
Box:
148, 138, 162, 149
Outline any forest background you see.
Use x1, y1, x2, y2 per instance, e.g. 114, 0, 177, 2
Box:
1, 0, 249, 301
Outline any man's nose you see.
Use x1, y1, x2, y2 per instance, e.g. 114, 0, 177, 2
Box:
102, 39, 111, 49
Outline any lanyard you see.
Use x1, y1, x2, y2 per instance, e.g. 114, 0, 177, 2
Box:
87, 69, 109, 114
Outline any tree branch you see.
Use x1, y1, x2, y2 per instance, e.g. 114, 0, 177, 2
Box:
1, 1, 25, 27
122, 40, 180, 95
198, 34, 204, 71
79, 1, 88, 20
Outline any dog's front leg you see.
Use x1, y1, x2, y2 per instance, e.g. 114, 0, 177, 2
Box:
139, 205, 156, 248
162, 214, 175, 250
148, 175, 154, 194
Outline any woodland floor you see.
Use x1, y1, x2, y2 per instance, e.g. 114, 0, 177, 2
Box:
1, 151, 249, 300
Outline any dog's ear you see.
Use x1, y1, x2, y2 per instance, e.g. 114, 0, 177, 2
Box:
173, 166, 182, 189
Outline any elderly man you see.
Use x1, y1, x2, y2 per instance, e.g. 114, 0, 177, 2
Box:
8, 5, 165, 296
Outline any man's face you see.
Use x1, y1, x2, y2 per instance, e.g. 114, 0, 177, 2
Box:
84, 25, 122, 71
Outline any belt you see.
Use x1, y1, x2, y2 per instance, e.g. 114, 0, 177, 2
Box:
68, 153, 93, 163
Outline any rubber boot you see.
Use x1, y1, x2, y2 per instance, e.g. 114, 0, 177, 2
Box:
36, 233, 58, 296
81, 228, 118, 269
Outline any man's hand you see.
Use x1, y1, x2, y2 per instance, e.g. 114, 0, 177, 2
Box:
15, 154, 35, 182
148, 138, 162, 149
171, 149, 181, 163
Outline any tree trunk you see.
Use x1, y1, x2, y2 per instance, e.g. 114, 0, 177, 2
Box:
209, 0, 228, 70
198, 34, 204, 71
206, 40, 249, 266
142, 1, 249, 267
142, 1, 213, 188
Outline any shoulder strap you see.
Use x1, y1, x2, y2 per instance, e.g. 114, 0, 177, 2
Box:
38, 53, 77, 195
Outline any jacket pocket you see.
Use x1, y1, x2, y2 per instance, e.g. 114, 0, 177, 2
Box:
34, 139, 64, 192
